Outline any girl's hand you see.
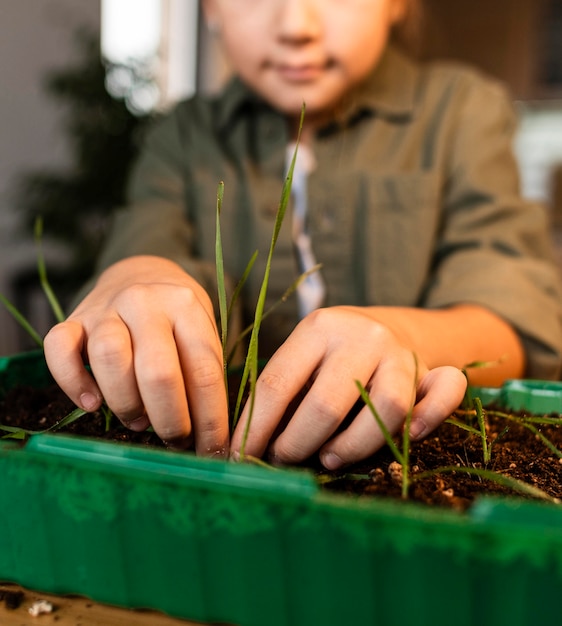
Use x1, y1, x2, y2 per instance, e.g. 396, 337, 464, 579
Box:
231, 306, 467, 470
43, 256, 229, 457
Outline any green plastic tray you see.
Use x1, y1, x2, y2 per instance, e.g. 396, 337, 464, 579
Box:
1, 350, 561, 626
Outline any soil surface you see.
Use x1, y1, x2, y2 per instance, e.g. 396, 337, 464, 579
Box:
1, 383, 561, 512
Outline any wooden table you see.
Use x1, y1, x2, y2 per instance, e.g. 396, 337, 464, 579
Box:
0, 584, 209, 626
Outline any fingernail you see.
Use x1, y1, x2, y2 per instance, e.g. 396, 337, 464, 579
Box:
126, 415, 150, 432
79, 392, 100, 412
230, 450, 240, 462
409, 419, 427, 440
321, 452, 343, 471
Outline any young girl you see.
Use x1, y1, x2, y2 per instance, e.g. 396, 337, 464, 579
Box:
44, 0, 562, 470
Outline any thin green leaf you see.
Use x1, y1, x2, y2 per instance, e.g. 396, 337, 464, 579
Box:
35, 217, 65, 323
416, 466, 559, 503
445, 416, 481, 436
242, 454, 280, 470
226, 263, 322, 365
507, 415, 561, 459
49, 406, 88, 431
0, 424, 38, 438
0, 292, 44, 348
235, 104, 306, 456
463, 356, 506, 370
227, 250, 258, 322
215, 181, 229, 395
315, 472, 371, 485
523, 424, 562, 459
355, 380, 403, 464
400, 354, 419, 498
0, 406, 87, 441
215, 182, 228, 351
490, 412, 562, 426
474, 396, 490, 464
101, 404, 114, 432
485, 410, 562, 458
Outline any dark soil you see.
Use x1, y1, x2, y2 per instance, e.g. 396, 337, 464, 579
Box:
317, 415, 562, 511
1, 383, 561, 512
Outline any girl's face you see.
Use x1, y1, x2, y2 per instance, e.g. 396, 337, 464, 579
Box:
203, 0, 407, 128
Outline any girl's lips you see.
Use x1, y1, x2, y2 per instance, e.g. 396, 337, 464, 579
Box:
275, 63, 325, 83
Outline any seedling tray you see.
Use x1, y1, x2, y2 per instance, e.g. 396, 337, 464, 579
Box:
1, 350, 561, 626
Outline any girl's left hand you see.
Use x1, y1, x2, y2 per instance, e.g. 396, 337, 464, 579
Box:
230, 306, 467, 470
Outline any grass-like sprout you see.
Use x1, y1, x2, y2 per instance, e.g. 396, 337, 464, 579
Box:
215, 180, 229, 396
0, 293, 44, 349
341, 367, 560, 504
415, 465, 560, 503
446, 397, 495, 465
355, 354, 418, 499
0, 217, 64, 347
0, 217, 116, 439
0, 406, 88, 440
35, 217, 65, 324
474, 397, 490, 464
225, 263, 321, 366
214, 104, 305, 461
487, 409, 562, 459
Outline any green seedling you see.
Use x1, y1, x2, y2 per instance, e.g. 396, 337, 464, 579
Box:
487, 409, 562, 459
446, 397, 497, 465
345, 366, 560, 504
460, 356, 506, 410
0, 406, 87, 440
0, 218, 58, 348
0, 217, 115, 438
355, 354, 418, 499
236, 134, 300, 458
415, 465, 559, 504
474, 397, 490, 464
215, 180, 230, 397
225, 263, 321, 366
34, 217, 65, 324
0, 293, 43, 349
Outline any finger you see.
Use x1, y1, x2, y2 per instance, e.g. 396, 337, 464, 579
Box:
230, 339, 319, 459
319, 355, 418, 470
43, 320, 104, 413
85, 315, 150, 431
174, 313, 229, 458
267, 362, 369, 464
409, 366, 467, 440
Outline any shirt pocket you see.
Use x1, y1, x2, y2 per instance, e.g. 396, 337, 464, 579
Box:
309, 170, 441, 307
364, 172, 442, 306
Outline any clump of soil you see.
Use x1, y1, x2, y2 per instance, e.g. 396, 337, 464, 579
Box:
0, 586, 24, 610
1, 383, 561, 512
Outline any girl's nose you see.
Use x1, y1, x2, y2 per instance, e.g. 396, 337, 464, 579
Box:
276, 0, 321, 43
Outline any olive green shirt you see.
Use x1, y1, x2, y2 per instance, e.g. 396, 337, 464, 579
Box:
93, 47, 562, 378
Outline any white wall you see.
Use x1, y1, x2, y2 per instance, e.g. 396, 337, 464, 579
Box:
0, 0, 101, 355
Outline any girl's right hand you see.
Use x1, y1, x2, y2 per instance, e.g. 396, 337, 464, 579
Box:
43, 255, 230, 457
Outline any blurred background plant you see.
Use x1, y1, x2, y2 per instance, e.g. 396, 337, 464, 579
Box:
12, 26, 154, 314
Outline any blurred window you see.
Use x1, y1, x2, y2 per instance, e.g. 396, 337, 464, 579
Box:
101, 0, 198, 112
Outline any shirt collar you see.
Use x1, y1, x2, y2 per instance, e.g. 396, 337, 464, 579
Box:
215, 45, 418, 132
339, 45, 418, 122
